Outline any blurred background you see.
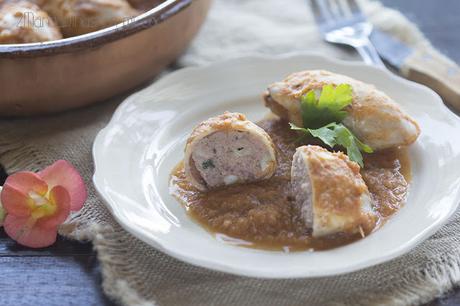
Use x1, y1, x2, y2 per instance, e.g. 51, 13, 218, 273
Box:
380, 0, 459, 63
1, 0, 459, 305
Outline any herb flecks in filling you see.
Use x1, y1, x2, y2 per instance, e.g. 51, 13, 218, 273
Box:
202, 159, 215, 169
289, 84, 373, 167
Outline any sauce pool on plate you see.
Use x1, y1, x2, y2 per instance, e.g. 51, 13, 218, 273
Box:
170, 117, 410, 252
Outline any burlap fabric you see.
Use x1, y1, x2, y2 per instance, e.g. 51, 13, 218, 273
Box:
1, 1, 459, 305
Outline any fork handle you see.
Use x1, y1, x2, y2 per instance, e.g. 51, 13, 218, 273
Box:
401, 48, 460, 112
355, 38, 386, 68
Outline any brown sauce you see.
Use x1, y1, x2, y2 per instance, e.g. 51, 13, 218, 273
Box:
170, 118, 410, 252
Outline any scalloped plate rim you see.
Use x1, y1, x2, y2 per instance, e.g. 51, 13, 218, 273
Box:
92, 52, 460, 278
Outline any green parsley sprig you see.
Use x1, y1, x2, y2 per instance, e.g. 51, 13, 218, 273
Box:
290, 84, 373, 167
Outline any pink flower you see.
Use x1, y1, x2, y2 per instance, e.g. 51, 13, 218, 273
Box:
0, 189, 5, 227
0, 160, 87, 248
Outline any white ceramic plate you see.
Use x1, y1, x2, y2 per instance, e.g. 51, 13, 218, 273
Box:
93, 53, 460, 278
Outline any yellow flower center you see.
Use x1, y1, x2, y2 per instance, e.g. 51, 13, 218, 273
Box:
28, 190, 57, 220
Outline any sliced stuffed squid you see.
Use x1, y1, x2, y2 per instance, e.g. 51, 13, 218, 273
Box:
264, 70, 420, 150
291, 145, 377, 237
184, 112, 277, 191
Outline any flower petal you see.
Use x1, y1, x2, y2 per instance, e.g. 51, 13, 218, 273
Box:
0, 186, 5, 227
3, 171, 48, 194
38, 160, 87, 211
0, 171, 46, 217
36, 186, 71, 229
0, 184, 31, 217
3, 214, 57, 248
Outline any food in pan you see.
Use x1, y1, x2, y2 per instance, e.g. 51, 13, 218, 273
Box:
184, 112, 277, 191
0, 0, 62, 43
170, 70, 419, 252
0, 0, 163, 44
36, 0, 139, 37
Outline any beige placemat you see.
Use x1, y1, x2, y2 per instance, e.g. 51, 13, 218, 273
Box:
1, 1, 459, 305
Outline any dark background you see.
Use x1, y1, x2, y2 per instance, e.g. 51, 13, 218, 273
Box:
1, 0, 459, 305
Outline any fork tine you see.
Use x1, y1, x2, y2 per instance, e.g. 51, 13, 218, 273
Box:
346, 0, 363, 16
309, 0, 385, 67
309, 0, 327, 25
310, 0, 333, 25
327, 0, 342, 19
317, 0, 332, 22
309, 0, 366, 32
326, 0, 356, 21
336, 0, 352, 18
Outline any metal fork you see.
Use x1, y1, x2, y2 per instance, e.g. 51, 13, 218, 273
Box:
309, 0, 385, 68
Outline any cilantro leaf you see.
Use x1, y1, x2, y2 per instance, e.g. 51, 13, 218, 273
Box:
308, 124, 337, 147
290, 83, 374, 167
309, 123, 373, 167
290, 122, 373, 167
289, 122, 312, 143
300, 84, 353, 129
289, 122, 308, 133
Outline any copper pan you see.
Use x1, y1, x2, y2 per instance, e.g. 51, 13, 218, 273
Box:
0, 0, 212, 116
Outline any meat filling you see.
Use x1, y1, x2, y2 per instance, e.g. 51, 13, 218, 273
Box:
291, 150, 314, 228
191, 130, 274, 189
291, 145, 377, 237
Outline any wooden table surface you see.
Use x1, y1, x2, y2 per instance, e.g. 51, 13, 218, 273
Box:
1, 1, 459, 305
